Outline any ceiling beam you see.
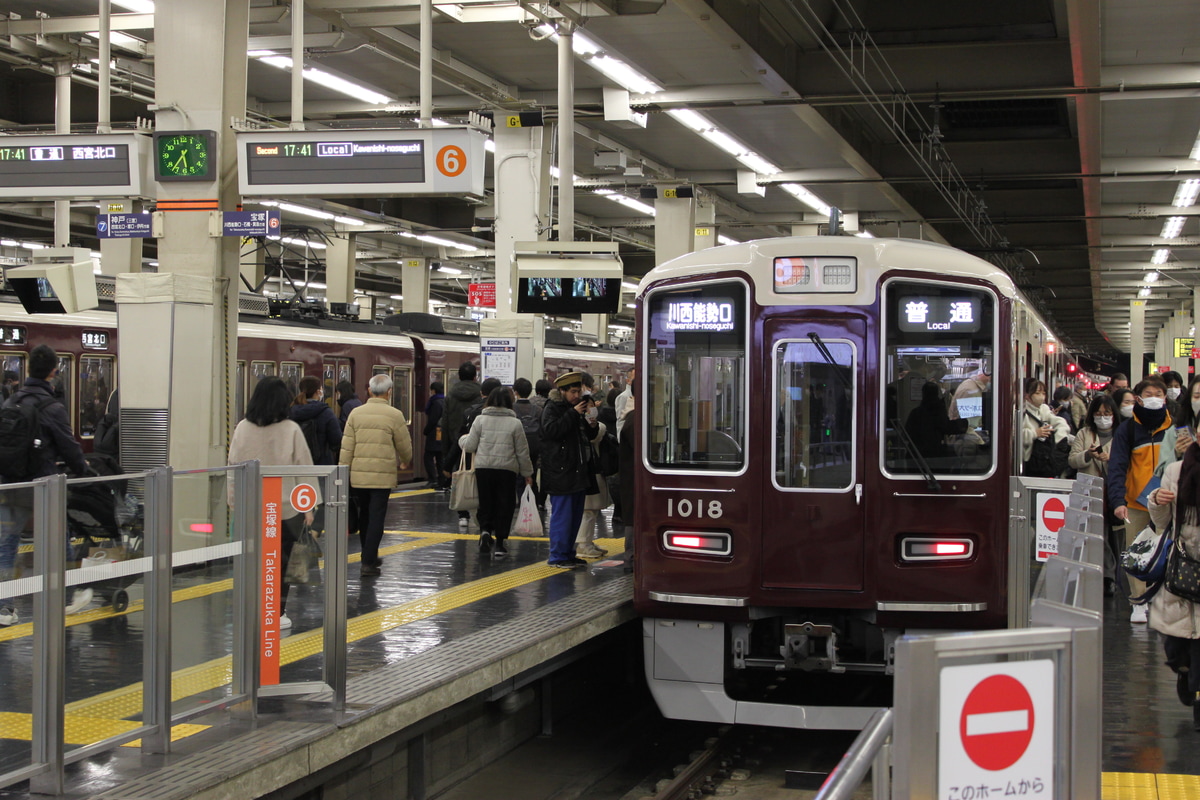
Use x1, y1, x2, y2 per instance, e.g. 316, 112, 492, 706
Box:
0, 13, 153, 35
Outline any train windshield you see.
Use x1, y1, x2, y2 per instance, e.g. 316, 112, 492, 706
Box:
883, 281, 995, 477
646, 282, 746, 472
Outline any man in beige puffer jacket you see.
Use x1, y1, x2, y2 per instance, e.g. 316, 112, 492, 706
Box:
339, 373, 413, 576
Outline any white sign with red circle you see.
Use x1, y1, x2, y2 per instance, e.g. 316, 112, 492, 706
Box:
938, 660, 1054, 800
290, 483, 318, 513
1034, 492, 1068, 561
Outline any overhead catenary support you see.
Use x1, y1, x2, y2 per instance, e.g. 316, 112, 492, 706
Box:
291, 0, 305, 129
98, 0, 112, 133
419, 0, 433, 126
557, 23, 574, 243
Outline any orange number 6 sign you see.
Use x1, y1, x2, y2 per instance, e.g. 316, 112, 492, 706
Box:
290, 483, 318, 513
436, 145, 467, 177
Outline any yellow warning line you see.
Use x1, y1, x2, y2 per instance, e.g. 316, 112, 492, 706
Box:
1102, 771, 1200, 799
0, 712, 208, 748
0, 535, 449, 643
390, 488, 435, 499
55, 536, 626, 726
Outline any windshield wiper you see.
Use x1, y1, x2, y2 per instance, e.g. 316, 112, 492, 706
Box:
807, 332, 852, 393
889, 418, 941, 491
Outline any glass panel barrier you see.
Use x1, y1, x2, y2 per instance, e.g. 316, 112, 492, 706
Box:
0, 480, 42, 788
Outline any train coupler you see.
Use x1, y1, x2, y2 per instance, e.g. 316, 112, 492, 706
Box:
780, 622, 846, 673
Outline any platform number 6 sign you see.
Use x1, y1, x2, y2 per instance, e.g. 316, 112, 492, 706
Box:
290, 483, 318, 514
436, 145, 467, 177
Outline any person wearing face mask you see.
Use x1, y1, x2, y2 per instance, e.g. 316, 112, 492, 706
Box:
1051, 386, 1078, 435
1163, 371, 1185, 420
1112, 387, 1136, 422
1070, 380, 1090, 431
1069, 394, 1117, 479
1021, 378, 1071, 478
1108, 376, 1174, 622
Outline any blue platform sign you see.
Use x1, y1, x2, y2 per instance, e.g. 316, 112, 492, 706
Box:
96, 213, 153, 238
221, 209, 281, 237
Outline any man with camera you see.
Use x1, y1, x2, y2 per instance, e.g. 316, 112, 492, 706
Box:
539, 372, 602, 569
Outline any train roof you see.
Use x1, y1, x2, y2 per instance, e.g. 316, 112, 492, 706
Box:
637, 237, 1022, 307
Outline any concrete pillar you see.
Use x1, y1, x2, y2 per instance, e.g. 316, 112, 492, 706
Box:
580, 313, 608, 345
1130, 299, 1146, 380
402, 257, 430, 315
54, 60, 72, 248
326, 233, 357, 304
99, 199, 142, 275
492, 124, 544, 317
654, 191, 694, 266
693, 198, 716, 251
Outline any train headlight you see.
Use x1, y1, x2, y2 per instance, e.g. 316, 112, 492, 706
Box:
900, 537, 975, 562
663, 530, 732, 556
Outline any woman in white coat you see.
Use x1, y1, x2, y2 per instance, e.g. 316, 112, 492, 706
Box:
458, 386, 533, 558
1021, 377, 1071, 477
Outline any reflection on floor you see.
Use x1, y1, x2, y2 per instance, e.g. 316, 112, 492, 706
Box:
0, 487, 631, 771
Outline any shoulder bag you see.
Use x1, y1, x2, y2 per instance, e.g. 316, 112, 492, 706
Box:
1165, 535, 1200, 604
449, 449, 479, 511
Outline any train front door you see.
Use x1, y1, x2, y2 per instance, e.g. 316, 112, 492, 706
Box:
760, 318, 865, 591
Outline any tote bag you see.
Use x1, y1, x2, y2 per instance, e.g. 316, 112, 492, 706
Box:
449, 450, 479, 511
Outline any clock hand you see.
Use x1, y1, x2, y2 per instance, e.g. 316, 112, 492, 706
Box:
171, 149, 190, 170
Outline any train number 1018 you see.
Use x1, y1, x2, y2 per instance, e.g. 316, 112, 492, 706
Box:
666, 498, 724, 519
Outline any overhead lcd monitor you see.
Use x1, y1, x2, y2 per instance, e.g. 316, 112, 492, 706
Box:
516, 278, 621, 315
0, 133, 151, 199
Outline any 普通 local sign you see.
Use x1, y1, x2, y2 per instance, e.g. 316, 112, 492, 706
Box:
938, 660, 1055, 800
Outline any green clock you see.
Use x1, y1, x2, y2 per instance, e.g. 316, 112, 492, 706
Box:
153, 130, 214, 182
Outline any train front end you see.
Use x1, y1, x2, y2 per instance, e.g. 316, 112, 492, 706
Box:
633, 237, 1018, 729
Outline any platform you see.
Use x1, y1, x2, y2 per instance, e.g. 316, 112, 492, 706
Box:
0, 488, 635, 799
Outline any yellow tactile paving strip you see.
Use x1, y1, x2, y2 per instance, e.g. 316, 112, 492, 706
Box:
0, 532, 623, 751
1102, 771, 1200, 799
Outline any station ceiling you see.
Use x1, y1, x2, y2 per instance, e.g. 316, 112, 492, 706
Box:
0, 0, 1198, 362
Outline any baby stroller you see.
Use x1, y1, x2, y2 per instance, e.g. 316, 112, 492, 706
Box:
67, 452, 143, 612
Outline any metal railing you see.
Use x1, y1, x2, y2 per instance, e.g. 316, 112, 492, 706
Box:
0, 461, 349, 795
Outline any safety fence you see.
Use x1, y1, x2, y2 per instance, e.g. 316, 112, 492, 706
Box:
0, 462, 347, 795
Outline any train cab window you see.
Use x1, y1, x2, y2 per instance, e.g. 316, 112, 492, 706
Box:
646, 282, 747, 472
279, 361, 303, 398
78, 356, 114, 438
773, 341, 855, 490
393, 367, 412, 420
883, 281, 995, 478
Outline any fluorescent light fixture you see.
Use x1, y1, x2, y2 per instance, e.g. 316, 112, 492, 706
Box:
583, 54, 662, 95
621, 281, 639, 291
257, 199, 279, 207
93, 263, 102, 274
1138, 287, 1152, 297
86, 31, 145, 51
855, 231, 876, 239
665, 108, 709, 132
0, 239, 18, 247
571, 30, 603, 57
437, 266, 463, 275
1153, 248, 1170, 264
19, 242, 46, 250
562, 326, 573, 332
253, 54, 392, 105
278, 201, 335, 221
626, 303, 636, 309
90, 251, 103, 258
485, 139, 496, 153
301, 281, 327, 289
1174, 179, 1200, 208
780, 183, 833, 217
279, 236, 326, 250
390, 294, 404, 300
736, 153, 781, 175
663, 108, 780, 176
112, 0, 154, 11
1191, 132, 1200, 161
717, 234, 739, 246
1145, 271, 1159, 283
701, 128, 750, 158
1162, 216, 1187, 239
334, 216, 365, 226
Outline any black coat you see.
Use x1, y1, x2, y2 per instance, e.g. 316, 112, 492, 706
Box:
290, 400, 343, 465
5, 377, 87, 479
539, 398, 599, 496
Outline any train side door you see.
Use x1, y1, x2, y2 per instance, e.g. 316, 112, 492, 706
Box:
760, 318, 865, 591
323, 357, 352, 414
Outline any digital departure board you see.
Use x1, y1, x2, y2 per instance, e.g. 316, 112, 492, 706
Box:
897, 295, 982, 333
0, 133, 151, 199
236, 127, 487, 198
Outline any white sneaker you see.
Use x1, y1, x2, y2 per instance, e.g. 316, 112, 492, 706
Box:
65, 588, 94, 615
1131, 604, 1149, 624
458, 517, 470, 531
0, 606, 17, 626
279, 614, 293, 630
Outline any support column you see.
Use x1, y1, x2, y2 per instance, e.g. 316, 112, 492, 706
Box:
492, 124, 543, 318
653, 191, 695, 266
402, 257, 430, 315
54, 60, 72, 247
580, 313, 609, 345
557, 25, 575, 243
1130, 299, 1147, 380
694, 197, 716, 251
98, 199, 142, 275
325, 234, 357, 305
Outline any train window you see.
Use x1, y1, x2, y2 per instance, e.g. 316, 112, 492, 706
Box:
883, 281, 995, 478
773, 341, 855, 490
393, 367, 412, 420
323, 357, 352, 414
372, 365, 390, 377
54, 353, 73, 433
646, 282, 747, 472
251, 361, 276, 384
279, 361, 303, 398
236, 361, 246, 423
1, 353, 25, 399
431, 368, 446, 394
78, 355, 114, 438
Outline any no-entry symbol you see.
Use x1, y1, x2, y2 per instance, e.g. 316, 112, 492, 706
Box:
938, 660, 1055, 799
290, 483, 318, 513
1034, 491, 1069, 562
1041, 496, 1065, 534
959, 674, 1034, 770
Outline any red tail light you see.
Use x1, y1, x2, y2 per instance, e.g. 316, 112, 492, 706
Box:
663, 531, 732, 556
901, 537, 975, 562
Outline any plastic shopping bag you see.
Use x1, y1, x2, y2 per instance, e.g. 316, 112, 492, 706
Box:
513, 485, 543, 536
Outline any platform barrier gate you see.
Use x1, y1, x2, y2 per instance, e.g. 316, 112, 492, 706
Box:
0, 461, 349, 795
816, 474, 1104, 800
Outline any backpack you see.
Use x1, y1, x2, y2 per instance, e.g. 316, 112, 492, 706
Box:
597, 431, 620, 477
1023, 411, 1070, 478
0, 393, 55, 482
514, 401, 542, 459
299, 416, 328, 464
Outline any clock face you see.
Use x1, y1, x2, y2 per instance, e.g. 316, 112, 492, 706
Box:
156, 132, 211, 181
